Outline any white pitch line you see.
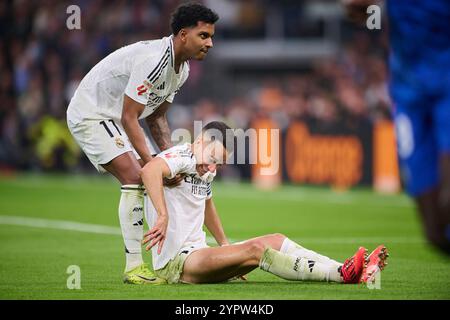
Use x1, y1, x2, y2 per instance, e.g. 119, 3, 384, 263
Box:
0, 215, 221, 241
0, 215, 425, 245
0, 215, 121, 236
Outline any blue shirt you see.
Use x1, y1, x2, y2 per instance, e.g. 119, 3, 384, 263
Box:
387, 0, 450, 93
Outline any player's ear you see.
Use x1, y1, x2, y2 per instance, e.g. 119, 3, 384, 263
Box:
179, 29, 188, 42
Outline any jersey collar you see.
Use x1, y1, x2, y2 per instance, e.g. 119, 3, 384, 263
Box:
169, 35, 175, 69
169, 35, 184, 75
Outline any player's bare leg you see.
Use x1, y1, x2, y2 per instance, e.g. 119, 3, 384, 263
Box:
102, 152, 164, 284
181, 234, 285, 283
438, 153, 450, 253
415, 154, 450, 255
417, 190, 447, 251
102, 151, 142, 185
181, 233, 365, 284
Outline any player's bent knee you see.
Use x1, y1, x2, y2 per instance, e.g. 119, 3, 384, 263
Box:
108, 152, 143, 184
118, 165, 142, 184
245, 241, 266, 262
271, 233, 286, 241
263, 233, 286, 250
115, 169, 141, 185
121, 174, 142, 185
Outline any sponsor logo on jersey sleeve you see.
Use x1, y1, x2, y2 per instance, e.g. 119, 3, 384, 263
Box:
136, 80, 153, 96
164, 152, 178, 159
136, 85, 147, 96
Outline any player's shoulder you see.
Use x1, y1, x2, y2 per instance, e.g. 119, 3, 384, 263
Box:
136, 36, 174, 82
138, 36, 170, 53
159, 143, 193, 160
172, 143, 194, 158
157, 143, 196, 175
128, 36, 172, 65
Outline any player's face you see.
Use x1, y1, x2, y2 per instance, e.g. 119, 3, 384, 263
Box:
194, 139, 227, 177
184, 21, 215, 60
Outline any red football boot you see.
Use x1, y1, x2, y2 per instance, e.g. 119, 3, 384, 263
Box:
360, 245, 389, 284
340, 246, 368, 284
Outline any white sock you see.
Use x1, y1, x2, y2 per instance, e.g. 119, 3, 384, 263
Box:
280, 238, 342, 268
259, 248, 342, 283
119, 184, 145, 272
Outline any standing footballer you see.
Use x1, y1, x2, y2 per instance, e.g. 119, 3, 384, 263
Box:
343, 0, 450, 255
66, 3, 219, 284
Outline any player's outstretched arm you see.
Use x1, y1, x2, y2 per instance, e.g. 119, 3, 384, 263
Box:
204, 198, 229, 246
141, 157, 172, 254
145, 101, 173, 152
122, 95, 153, 164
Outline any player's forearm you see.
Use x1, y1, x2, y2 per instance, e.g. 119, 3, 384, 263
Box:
146, 114, 173, 151
122, 116, 153, 164
204, 200, 229, 246
140, 164, 169, 218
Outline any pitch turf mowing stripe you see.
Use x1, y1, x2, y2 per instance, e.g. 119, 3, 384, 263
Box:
0, 215, 425, 244
0, 176, 413, 208
215, 189, 414, 208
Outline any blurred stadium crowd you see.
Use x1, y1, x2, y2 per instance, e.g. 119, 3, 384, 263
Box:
0, 0, 391, 173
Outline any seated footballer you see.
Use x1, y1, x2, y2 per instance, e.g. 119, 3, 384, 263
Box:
140, 121, 389, 285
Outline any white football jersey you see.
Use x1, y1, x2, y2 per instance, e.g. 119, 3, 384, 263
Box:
67, 35, 189, 124
145, 143, 212, 270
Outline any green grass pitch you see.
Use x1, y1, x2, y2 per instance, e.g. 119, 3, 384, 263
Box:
0, 174, 449, 299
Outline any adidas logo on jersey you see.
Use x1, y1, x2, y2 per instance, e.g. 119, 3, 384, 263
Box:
156, 82, 165, 90
308, 260, 316, 272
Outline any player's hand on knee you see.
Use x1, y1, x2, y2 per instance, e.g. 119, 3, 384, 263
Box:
163, 174, 185, 188
142, 215, 168, 254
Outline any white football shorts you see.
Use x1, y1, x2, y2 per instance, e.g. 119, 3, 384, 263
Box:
67, 115, 155, 173
154, 244, 209, 284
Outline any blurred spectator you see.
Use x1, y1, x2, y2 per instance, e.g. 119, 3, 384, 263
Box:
308, 92, 339, 128
29, 115, 81, 171
193, 98, 224, 124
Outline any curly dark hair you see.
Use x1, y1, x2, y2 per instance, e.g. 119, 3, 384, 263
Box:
170, 2, 219, 35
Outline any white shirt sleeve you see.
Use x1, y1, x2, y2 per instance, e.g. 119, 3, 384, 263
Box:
157, 147, 195, 179
124, 54, 161, 105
